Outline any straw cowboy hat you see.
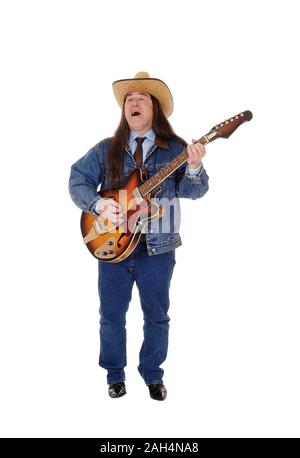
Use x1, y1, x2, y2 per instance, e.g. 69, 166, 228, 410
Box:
112, 71, 174, 117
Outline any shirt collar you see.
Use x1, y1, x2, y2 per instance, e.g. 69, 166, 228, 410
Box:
129, 129, 156, 144
127, 129, 169, 150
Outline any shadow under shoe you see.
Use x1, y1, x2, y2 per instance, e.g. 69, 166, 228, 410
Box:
108, 382, 126, 398
148, 383, 167, 401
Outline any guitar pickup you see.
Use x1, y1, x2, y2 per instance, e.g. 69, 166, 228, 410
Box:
94, 217, 106, 233
132, 187, 143, 204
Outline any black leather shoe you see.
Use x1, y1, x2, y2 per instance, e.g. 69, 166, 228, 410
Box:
148, 383, 167, 401
108, 382, 126, 398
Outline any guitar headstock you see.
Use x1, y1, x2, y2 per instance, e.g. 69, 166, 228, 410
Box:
208, 110, 253, 140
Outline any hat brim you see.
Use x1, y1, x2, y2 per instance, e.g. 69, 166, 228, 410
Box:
112, 77, 173, 117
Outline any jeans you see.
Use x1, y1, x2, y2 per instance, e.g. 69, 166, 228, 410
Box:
98, 237, 176, 385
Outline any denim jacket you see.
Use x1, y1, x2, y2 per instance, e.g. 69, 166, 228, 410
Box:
69, 137, 209, 255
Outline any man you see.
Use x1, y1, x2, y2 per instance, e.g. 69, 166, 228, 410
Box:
69, 72, 209, 401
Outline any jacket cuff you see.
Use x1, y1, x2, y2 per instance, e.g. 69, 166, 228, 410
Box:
89, 196, 103, 215
185, 163, 204, 180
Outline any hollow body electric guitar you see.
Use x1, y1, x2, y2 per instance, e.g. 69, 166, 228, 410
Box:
81, 110, 253, 262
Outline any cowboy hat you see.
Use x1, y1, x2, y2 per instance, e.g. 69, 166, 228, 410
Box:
112, 71, 174, 117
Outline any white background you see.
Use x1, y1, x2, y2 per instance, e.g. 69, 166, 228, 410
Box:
0, 0, 299, 438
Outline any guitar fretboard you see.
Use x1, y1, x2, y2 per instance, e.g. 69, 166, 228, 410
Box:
139, 136, 207, 197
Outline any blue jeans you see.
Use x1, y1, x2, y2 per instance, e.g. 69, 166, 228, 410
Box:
98, 238, 176, 385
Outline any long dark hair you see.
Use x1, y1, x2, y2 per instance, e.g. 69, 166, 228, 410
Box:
107, 96, 187, 187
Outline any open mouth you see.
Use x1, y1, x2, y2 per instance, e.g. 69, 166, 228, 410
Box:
131, 111, 141, 117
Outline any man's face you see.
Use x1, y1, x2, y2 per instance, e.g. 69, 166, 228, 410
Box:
124, 91, 153, 134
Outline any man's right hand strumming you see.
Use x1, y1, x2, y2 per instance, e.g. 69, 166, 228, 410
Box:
96, 198, 124, 224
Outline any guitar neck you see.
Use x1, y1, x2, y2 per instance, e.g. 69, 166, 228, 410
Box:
138, 110, 253, 197
138, 134, 213, 197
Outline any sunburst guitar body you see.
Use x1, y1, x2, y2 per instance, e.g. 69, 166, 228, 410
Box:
81, 168, 163, 262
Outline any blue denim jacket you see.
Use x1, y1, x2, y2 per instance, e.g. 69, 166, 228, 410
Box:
69, 137, 209, 255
